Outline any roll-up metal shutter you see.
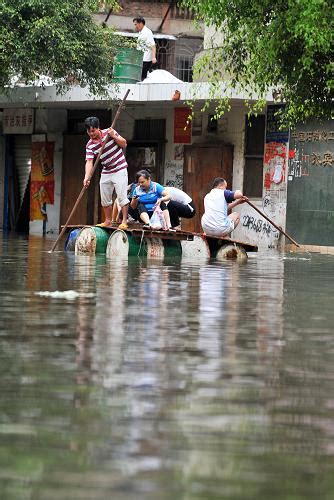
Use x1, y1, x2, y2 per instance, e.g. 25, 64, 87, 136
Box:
14, 135, 31, 205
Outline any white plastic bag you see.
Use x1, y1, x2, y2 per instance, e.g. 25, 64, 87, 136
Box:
149, 209, 162, 229
150, 206, 167, 230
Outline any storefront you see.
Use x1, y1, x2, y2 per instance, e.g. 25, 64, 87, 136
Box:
0, 82, 272, 247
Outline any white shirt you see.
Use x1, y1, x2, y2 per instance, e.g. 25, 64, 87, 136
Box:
167, 187, 192, 205
201, 188, 235, 233
137, 25, 155, 62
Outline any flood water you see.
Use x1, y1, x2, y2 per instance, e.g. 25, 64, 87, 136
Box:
1, 233, 334, 499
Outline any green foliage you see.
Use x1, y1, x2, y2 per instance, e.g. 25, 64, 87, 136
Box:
0, 0, 127, 95
180, 0, 333, 125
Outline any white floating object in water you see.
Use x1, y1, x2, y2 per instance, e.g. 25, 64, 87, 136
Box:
35, 290, 79, 300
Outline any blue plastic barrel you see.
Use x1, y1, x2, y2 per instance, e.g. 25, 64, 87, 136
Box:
65, 228, 81, 251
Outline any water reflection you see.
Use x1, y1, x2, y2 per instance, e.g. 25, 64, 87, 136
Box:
1, 234, 334, 499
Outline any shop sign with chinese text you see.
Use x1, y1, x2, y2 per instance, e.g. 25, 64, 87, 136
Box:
3, 108, 34, 134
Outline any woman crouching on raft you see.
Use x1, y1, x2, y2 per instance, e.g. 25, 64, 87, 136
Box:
129, 170, 172, 229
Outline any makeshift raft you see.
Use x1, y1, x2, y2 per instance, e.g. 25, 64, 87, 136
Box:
63, 224, 257, 261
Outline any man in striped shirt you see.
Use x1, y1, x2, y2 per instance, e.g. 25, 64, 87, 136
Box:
84, 116, 129, 229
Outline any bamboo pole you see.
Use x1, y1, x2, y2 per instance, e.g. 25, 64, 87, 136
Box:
245, 198, 300, 247
49, 89, 131, 252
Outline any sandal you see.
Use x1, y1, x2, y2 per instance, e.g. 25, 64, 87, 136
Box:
96, 222, 111, 227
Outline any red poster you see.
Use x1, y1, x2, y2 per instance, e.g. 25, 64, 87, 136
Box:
30, 142, 55, 221
174, 107, 192, 144
263, 142, 287, 187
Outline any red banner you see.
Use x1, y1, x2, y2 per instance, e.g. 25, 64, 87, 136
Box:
30, 142, 55, 221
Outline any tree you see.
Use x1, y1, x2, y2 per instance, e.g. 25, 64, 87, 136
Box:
0, 0, 128, 95
180, 0, 333, 125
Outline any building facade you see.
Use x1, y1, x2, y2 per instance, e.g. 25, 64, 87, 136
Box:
3, 3, 332, 252
0, 82, 277, 249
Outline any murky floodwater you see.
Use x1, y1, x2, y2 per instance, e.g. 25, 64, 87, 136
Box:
1, 233, 334, 499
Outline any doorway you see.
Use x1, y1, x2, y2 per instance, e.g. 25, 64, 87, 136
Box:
183, 144, 233, 233
3, 135, 31, 233
126, 141, 164, 184
127, 118, 166, 184
60, 135, 99, 227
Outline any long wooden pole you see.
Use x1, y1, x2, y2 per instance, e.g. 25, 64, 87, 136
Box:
49, 89, 131, 252
245, 199, 300, 247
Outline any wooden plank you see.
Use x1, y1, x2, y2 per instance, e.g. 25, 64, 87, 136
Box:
130, 228, 194, 241
61, 224, 194, 241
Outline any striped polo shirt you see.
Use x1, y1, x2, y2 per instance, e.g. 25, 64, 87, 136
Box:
85, 128, 128, 174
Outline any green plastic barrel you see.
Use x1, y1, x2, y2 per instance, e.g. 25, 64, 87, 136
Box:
75, 227, 109, 255
163, 239, 182, 258
143, 237, 165, 259
106, 231, 182, 260
113, 48, 143, 84
142, 238, 182, 260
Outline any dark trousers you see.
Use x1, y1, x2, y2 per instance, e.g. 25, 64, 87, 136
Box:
142, 61, 152, 80
141, 61, 158, 80
167, 201, 196, 228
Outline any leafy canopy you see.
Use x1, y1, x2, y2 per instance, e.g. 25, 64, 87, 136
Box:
180, 0, 333, 125
0, 0, 130, 95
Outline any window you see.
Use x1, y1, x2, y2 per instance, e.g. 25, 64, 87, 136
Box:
176, 55, 193, 82
156, 39, 174, 74
243, 115, 265, 197
67, 109, 110, 134
129, 119, 166, 182
134, 119, 166, 141
155, 37, 202, 82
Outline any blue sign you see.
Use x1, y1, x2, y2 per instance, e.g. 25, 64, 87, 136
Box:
266, 105, 289, 143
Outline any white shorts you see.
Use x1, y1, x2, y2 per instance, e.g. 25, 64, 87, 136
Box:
100, 169, 129, 207
202, 218, 234, 237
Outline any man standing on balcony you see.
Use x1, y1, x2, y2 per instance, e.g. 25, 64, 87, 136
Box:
133, 16, 157, 80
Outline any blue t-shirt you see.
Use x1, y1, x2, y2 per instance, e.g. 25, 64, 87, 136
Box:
128, 182, 137, 198
134, 181, 165, 211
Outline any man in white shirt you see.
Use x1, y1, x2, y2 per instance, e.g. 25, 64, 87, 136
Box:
133, 16, 157, 80
201, 178, 248, 237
